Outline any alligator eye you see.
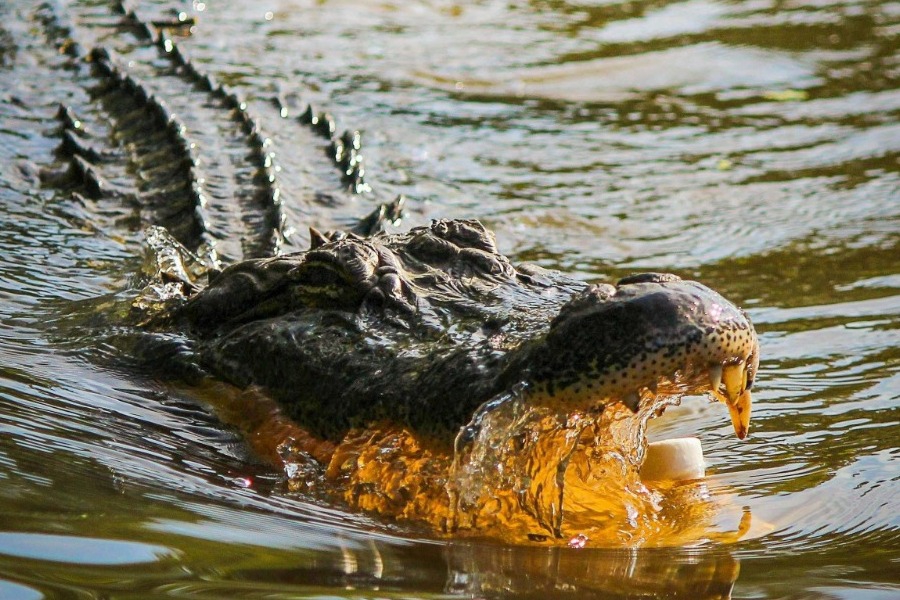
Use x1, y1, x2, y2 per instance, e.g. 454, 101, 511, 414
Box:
301, 262, 347, 287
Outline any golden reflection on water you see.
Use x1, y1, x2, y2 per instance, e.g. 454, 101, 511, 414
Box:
191, 379, 753, 551
445, 542, 742, 599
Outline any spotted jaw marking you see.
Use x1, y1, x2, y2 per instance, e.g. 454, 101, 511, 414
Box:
526, 274, 760, 441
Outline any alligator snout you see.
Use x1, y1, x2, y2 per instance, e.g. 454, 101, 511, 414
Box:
523, 272, 759, 439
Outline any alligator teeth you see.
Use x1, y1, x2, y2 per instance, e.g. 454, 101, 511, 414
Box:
708, 364, 723, 394
622, 391, 641, 413
728, 390, 752, 440
722, 362, 746, 403
721, 363, 752, 439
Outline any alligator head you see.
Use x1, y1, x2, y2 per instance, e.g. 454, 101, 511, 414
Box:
159, 219, 758, 440
519, 272, 758, 439
146, 219, 760, 542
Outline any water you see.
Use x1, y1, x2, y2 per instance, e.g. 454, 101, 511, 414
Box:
0, 0, 898, 597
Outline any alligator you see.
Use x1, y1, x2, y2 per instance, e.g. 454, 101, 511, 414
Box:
143, 221, 758, 542
22, 1, 759, 543
157, 226, 757, 443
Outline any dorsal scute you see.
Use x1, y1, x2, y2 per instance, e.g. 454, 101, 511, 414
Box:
402, 219, 515, 279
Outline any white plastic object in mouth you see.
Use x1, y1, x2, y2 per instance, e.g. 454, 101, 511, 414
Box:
640, 437, 706, 482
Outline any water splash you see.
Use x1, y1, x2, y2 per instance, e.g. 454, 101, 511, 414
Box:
449, 384, 599, 538
273, 380, 752, 546
446, 385, 701, 543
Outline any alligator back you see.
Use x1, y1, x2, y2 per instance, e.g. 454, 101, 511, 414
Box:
160, 219, 585, 438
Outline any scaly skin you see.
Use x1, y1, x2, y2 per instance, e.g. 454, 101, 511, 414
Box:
157, 219, 758, 443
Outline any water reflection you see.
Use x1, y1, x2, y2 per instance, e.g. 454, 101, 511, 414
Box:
415, 42, 821, 102
0, 580, 42, 600
444, 543, 740, 599
215, 539, 740, 598
226, 542, 742, 598
0, 532, 175, 565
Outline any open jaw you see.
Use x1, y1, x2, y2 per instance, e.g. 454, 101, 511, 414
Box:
219, 322, 759, 547
455, 359, 757, 545
434, 275, 763, 544
140, 226, 760, 545
262, 367, 756, 547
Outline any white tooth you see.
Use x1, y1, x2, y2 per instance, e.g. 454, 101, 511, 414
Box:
723, 363, 746, 402
622, 391, 641, 413
709, 364, 723, 392
729, 390, 752, 440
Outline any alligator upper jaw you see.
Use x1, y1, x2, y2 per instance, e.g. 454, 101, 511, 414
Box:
604, 361, 754, 469
639, 359, 755, 441
524, 354, 758, 446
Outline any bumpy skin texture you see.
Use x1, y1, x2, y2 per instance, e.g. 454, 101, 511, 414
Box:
164, 219, 758, 440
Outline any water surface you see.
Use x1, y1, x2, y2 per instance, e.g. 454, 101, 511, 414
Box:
0, 0, 897, 597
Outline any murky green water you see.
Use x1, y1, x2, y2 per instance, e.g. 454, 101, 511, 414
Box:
0, 0, 897, 597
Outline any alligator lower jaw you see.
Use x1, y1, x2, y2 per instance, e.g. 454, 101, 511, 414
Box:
315, 384, 729, 545
188, 377, 735, 546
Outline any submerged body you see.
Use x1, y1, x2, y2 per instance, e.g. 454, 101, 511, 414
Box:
146, 218, 760, 542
